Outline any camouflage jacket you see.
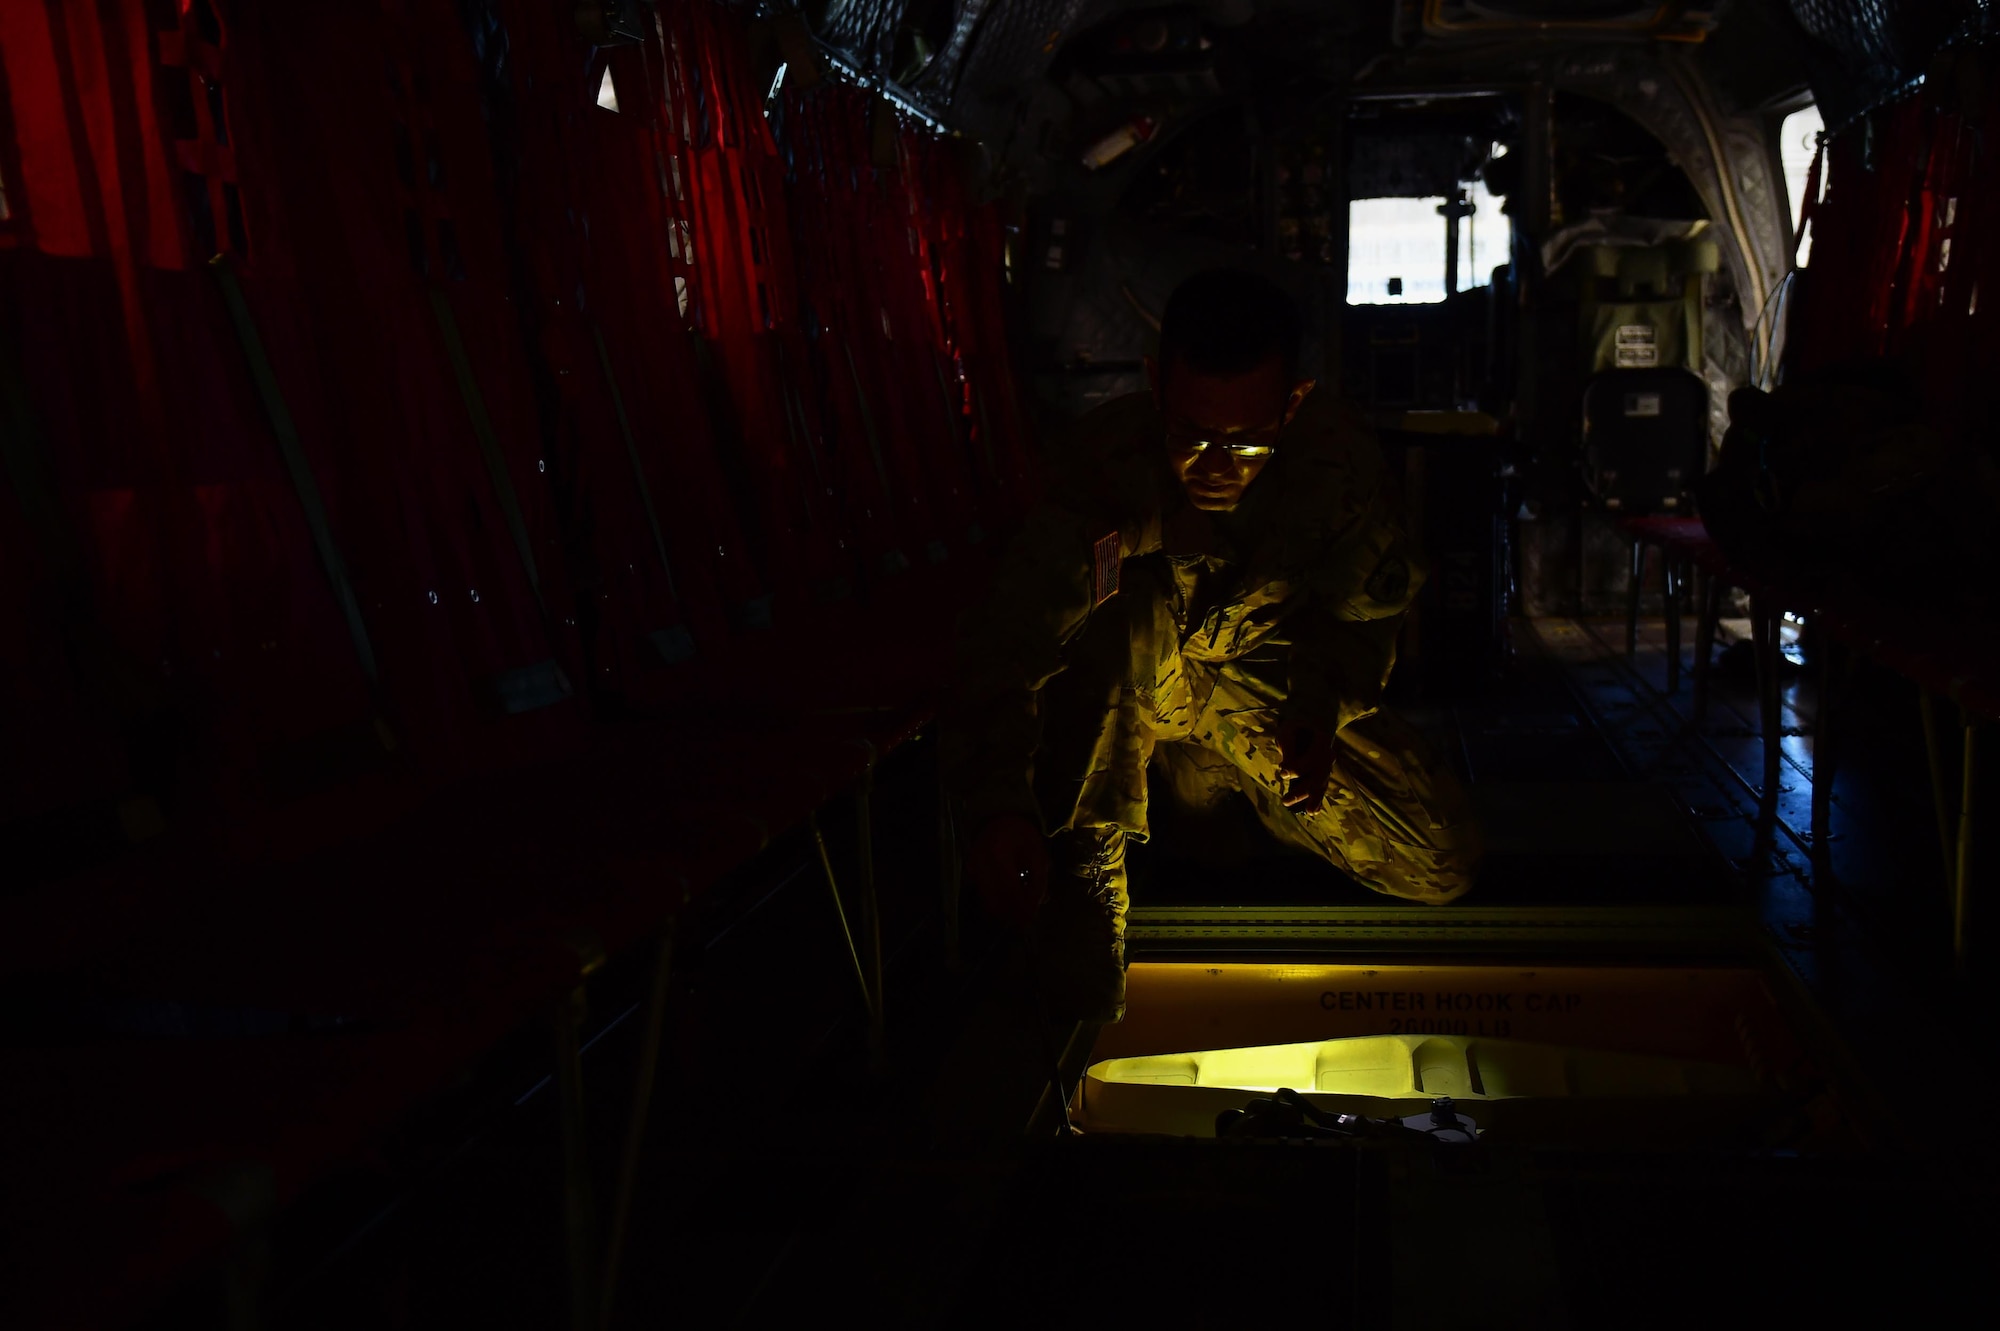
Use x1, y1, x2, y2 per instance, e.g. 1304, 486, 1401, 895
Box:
944, 388, 1422, 832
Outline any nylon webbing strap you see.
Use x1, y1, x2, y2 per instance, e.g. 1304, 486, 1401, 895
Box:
428, 287, 545, 615
589, 323, 681, 603
210, 259, 380, 686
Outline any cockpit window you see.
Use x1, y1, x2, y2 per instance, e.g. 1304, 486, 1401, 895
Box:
1347, 167, 1509, 306
1349, 196, 1449, 304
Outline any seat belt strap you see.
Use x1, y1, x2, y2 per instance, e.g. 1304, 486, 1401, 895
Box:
210, 258, 380, 686
428, 286, 546, 617
590, 322, 682, 605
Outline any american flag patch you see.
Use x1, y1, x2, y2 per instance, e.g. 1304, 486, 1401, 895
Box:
1092, 530, 1121, 606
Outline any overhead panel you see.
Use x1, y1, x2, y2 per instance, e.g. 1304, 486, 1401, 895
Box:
1420, 0, 1721, 42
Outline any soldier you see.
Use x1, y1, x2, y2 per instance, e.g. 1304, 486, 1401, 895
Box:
943, 269, 1482, 1023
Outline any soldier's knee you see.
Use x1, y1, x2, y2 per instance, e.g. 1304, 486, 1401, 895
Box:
1429, 835, 1485, 903
1413, 854, 1480, 905
1413, 812, 1485, 903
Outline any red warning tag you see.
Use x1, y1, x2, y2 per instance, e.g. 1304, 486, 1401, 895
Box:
1092, 530, 1121, 606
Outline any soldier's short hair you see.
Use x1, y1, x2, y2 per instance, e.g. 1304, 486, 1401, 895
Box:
1157, 269, 1302, 382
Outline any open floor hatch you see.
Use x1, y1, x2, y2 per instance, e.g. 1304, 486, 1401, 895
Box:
1070, 960, 1862, 1149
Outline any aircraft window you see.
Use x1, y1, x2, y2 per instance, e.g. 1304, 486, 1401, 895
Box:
1348, 173, 1509, 306
1779, 104, 1825, 265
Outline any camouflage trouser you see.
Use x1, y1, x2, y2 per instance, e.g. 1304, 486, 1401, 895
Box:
1035, 569, 1481, 906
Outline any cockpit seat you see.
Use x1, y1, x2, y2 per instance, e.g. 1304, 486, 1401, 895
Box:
1582, 367, 1711, 518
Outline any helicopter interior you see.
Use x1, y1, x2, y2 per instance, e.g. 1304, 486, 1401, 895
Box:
1, 1, 1997, 1326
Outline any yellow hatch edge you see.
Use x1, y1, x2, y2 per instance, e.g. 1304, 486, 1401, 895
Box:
1087, 1033, 1762, 1102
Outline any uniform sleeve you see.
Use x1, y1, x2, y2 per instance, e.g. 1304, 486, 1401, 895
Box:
1280, 501, 1426, 735
940, 500, 1106, 832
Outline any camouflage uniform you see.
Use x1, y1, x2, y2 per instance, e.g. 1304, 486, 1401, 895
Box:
946, 388, 1481, 913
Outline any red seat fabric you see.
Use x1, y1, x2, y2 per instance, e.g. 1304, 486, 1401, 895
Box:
0, 1, 1026, 1321
1618, 514, 1733, 575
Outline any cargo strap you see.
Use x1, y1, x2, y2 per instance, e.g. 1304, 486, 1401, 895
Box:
428, 287, 545, 617
210, 258, 380, 686
589, 323, 682, 606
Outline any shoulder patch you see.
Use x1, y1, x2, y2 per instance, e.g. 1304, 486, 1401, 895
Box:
1092, 531, 1122, 606
1364, 552, 1410, 605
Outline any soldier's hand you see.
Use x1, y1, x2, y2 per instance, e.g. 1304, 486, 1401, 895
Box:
1277, 721, 1336, 814
968, 814, 1049, 932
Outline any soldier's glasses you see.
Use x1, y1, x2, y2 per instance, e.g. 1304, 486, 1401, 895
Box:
1164, 404, 1289, 460
1164, 400, 1291, 460
1171, 435, 1278, 459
